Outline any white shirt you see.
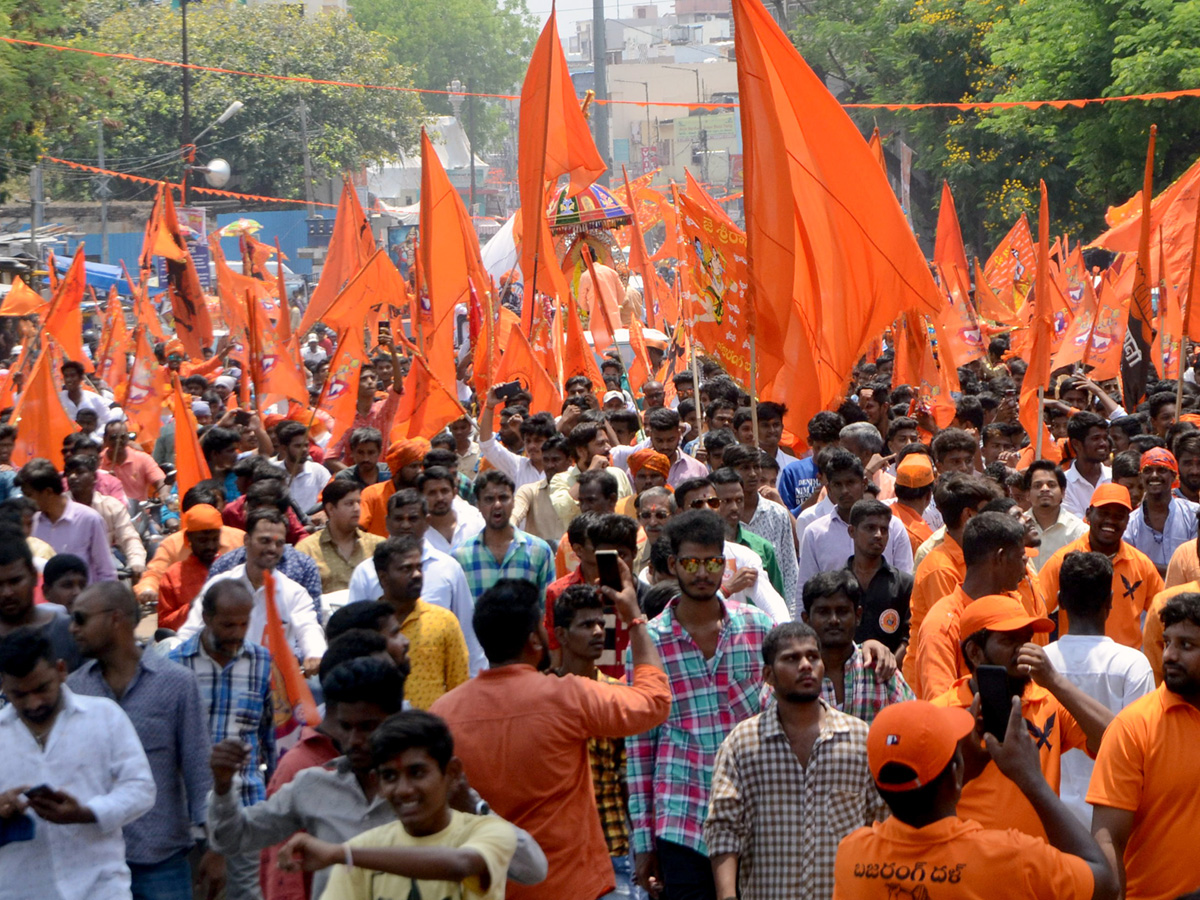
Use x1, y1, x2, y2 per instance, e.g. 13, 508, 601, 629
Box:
0, 687, 156, 900
795, 496, 834, 532
722, 539, 792, 623
1042, 635, 1155, 825
798, 507, 914, 586
271, 458, 331, 514
346, 538, 487, 675
424, 497, 485, 555
479, 435, 543, 489
1030, 506, 1089, 572
1062, 461, 1112, 519
59, 388, 110, 421
178, 565, 327, 661
301, 345, 327, 365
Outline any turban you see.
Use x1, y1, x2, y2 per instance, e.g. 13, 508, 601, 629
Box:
164, 338, 185, 359
1140, 447, 1180, 488
182, 504, 223, 532
629, 448, 671, 480
263, 413, 287, 430
386, 437, 431, 473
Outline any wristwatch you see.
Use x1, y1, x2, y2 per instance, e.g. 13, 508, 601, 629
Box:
475, 798, 491, 816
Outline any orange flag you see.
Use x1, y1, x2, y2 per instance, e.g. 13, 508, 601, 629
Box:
273, 238, 293, 347
318, 327, 365, 446
419, 128, 492, 388
1019, 181, 1055, 455
622, 166, 665, 329
320, 250, 408, 334
581, 245, 618, 358
139, 184, 189, 269
974, 258, 1016, 326
262, 570, 321, 726
140, 185, 213, 358
170, 375, 212, 499
1183, 191, 1200, 341
933, 182, 984, 369
10, 340, 77, 467
390, 353, 466, 441
121, 327, 168, 447
493, 323, 562, 416
984, 213, 1035, 297
1122, 126, 1159, 407
868, 127, 886, 172
518, 6, 606, 327
562, 292, 606, 394
1153, 229, 1183, 378
247, 292, 309, 408
43, 246, 92, 372
626, 316, 654, 396
1086, 264, 1134, 381
730, 0, 940, 435
95, 287, 129, 391
0, 278, 47, 316
298, 180, 377, 337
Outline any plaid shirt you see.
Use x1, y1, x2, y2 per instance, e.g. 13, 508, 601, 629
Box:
590, 671, 629, 858
170, 634, 276, 807
626, 597, 773, 855
705, 699, 886, 900
453, 527, 554, 601
820, 643, 915, 725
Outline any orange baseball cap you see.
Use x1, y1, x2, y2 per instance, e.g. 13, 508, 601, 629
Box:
958, 594, 1054, 638
1089, 482, 1132, 511
867, 700, 976, 791
895, 454, 935, 488
182, 504, 223, 532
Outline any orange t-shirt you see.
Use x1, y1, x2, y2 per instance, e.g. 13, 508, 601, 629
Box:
1142, 580, 1200, 683
1039, 535, 1164, 648
891, 502, 934, 556
912, 586, 974, 701
931, 677, 1089, 841
1165, 538, 1200, 587
157, 554, 214, 632
904, 536, 966, 684
358, 479, 396, 537
134, 525, 245, 596
832, 815, 1093, 900
1087, 684, 1200, 900
1017, 565, 1051, 648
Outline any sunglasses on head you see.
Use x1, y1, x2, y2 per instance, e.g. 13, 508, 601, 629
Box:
675, 556, 726, 574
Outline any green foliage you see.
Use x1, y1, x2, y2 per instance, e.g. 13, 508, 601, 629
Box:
790, 0, 1200, 251
47, 1, 425, 202
348, 0, 535, 151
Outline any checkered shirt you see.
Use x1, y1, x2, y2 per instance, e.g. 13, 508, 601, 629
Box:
820, 643, 916, 725
453, 528, 555, 601
590, 671, 630, 858
169, 634, 276, 807
626, 596, 773, 855
704, 699, 887, 900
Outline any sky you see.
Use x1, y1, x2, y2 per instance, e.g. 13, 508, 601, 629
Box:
524, 0, 674, 37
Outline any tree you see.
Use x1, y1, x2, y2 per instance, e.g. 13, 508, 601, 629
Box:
348, 0, 536, 152
49, 2, 426, 202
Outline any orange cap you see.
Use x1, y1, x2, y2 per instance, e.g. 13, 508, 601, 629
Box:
182, 504, 223, 532
895, 454, 935, 488
959, 594, 1054, 638
867, 701, 976, 791
1089, 482, 1132, 511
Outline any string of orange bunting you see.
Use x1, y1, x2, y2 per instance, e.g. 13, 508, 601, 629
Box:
8, 35, 1200, 111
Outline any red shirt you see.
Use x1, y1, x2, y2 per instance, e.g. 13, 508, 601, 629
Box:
222, 495, 309, 544
544, 570, 630, 679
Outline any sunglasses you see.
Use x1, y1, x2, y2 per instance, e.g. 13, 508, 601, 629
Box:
687, 497, 721, 510
676, 556, 726, 574
639, 510, 671, 521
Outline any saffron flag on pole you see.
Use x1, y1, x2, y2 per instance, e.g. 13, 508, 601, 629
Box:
983, 213, 1035, 298
318, 327, 365, 449
42, 246, 92, 371
298, 180, 377, 337
0, 277, 47, 316
933, 181, 984, 368
562, 292, 606, 395
10, 340, 76, 467
868, 127, 886, 172
1122, 126, 1159, 408
95, 287, 129, 391
121, 327, 168, 447
518, 5, 605, 329
493, 322, 562, 416
390, 353, 466, 442
730, 0, 941, 435
140, 184, 212, 358
320, 249, 408, 334
170, 375, 211, 500
1183, 191, 1200, 342
621, 166, 665, 329
262, 570, 321, 728
1019, 181, 1055, 452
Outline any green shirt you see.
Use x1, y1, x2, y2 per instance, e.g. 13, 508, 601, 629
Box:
736, 524, 785, 597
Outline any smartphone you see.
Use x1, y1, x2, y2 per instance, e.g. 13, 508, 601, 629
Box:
234, 410, 251, 427
976, 665, 1014, 740
494, 380, 522, 402
22, 785, 55, 802
378, 321, 392, 344
595, 550, 623, 592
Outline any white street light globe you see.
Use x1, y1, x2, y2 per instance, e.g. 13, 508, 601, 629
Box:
204, 158, 231, 188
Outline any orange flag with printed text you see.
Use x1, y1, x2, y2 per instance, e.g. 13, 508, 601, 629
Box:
518, 6, 606, 328
0, 278, 47, 317
731, 0, 941, 435
122, 327, 168, 447
298, 180, 377, 336
170, 375, 211, 499
10, 341, 76, 467
318, 328, 365, 447
934, 182, 984, 368
1019, 182, 1055, 454
247, 292, 309, 408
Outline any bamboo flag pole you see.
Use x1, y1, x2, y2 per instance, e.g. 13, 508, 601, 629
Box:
749, 334, 760, 448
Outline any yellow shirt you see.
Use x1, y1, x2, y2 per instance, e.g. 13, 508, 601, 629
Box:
321, 811, 517, 900
294, 528, 385, 594
400, 599, 471, 710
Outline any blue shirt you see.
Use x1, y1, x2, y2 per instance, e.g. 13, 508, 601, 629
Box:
169, 634, 276, 807
67, 652, 212, 863
453, 528, 555, 602
777, 455, 819, 515
209, 546, 324, 621
1123, 497, 1200, 572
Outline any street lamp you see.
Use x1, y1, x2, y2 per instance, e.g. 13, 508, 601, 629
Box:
663, 65, 702, 104
182, 101, 243, 202
613, 79, 653, 174
446, 77, 476, 215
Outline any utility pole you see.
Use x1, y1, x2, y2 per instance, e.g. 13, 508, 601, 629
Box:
298, 99, 315, 215
467, 81, 477, 215
181, 0, 192, 203
97, 120, 110, 264
592, 0, 610, 181
29, 165, 43, 266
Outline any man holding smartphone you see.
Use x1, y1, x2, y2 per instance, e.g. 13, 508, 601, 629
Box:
929, 595, 1114, 841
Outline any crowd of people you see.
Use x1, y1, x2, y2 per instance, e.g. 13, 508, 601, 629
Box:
1, 329, 1199, 900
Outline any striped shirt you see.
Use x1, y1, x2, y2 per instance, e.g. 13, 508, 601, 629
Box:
705, 699, 886, 900
820, 643, 915, 724
170, 634, 276, 807
453, 527, 555, 601
626, 597, 773, 855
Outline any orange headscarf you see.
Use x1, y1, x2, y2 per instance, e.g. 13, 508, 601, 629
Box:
386, 437, 431, 473
628, 448, 671, 479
